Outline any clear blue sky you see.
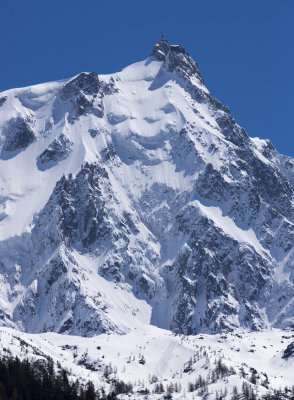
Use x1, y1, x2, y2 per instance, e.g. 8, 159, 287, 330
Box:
1, 0, 293, 156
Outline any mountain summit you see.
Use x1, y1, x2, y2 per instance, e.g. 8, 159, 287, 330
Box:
0, 39, 294, 337
151, 35, 171, 60
151, 35, 203, 81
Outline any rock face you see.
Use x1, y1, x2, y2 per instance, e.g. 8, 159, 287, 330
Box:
282, 341, 294, 359
55, 71, 117, 122
0, 96, 7, 107
151, 37, 203, 81
37, 134, 73, 169
0, 38, 294, 336
1, 116, 35, 157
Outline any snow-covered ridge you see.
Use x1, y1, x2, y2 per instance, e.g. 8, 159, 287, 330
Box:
0, 37, 294, 339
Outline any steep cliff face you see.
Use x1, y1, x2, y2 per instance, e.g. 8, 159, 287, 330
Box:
0, 38, 294, 336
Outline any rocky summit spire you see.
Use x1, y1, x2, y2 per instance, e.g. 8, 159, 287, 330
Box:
150, 35, 170, 61
150, 36, 204, 85
151, 34, 189, 62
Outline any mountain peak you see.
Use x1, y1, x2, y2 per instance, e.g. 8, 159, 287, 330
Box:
151, 35, 186, 62
150, 36, 204, 85
150, 35, 169, 61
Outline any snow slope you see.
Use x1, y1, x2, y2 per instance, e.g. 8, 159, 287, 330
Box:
0, 325, 293, 399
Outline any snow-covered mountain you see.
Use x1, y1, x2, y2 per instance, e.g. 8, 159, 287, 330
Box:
1, 37, 294, 339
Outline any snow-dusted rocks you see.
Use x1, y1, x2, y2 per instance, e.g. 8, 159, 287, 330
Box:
37, 133, 73, 169
282, 340, 294, 359
1, 116, 35, 158
55, 71, 117, 122
0, 96, 7, 107
58, 72, 104, 120
0, 37, 294, 339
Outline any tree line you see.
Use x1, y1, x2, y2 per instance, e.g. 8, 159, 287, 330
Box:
0, 356, 115, 400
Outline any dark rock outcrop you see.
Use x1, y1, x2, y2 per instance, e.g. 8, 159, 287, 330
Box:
1, 116, 35, 157
37, 134, 73, 169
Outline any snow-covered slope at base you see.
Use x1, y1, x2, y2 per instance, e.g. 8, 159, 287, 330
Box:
0, 326, 293, 399
1, 37, 294, 336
